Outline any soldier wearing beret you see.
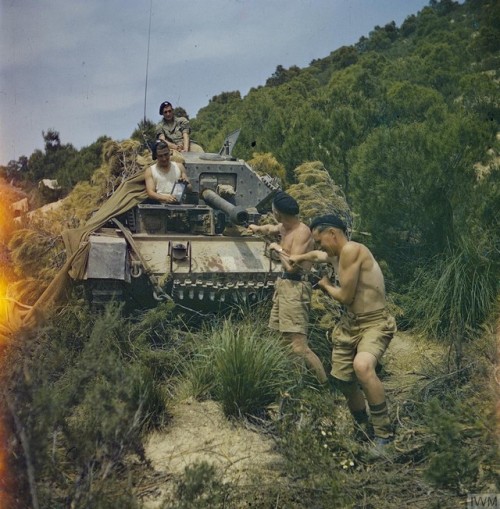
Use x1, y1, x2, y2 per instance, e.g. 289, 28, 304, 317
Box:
247, 192, 328, 384
156, 100, 204, 153
289, 214, 397, 454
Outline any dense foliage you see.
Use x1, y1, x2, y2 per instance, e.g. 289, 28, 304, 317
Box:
191, 0, 500, 294
1, 1, 499, 507
6, 0, 497, 301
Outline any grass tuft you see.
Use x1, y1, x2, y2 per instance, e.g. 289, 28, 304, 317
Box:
404, 236, 498, 364
181, 318, 298, 417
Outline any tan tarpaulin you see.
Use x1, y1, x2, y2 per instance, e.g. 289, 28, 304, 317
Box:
0, 172, 148, 343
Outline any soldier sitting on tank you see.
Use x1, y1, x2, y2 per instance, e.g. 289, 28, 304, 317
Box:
144, 141, 191, 204
156, 100, 204, 153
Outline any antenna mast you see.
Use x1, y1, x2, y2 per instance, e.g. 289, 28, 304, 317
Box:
143, 0, 153, 124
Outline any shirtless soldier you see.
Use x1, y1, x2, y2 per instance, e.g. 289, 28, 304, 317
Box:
248, 192, 328, 384
289, 214, 397, 452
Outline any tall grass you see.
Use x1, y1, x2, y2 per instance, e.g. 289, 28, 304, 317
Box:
405, 236, 498, 365
181, 318, 298, 417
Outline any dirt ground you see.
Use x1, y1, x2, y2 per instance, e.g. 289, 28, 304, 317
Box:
140, 397, 284, 508
137, 332, 436, 508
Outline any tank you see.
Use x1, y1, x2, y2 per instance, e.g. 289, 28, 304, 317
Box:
83, 131, 284, 312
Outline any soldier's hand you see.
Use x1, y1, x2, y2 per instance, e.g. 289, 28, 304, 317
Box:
163, 194, 178, 204
269, 242, 282, 253
318, 275, 331, 290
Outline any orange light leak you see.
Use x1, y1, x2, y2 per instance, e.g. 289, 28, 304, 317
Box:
0, 191, 21, 508
0, 196, 14, 248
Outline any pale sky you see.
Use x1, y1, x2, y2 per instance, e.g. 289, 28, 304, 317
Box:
0, 0, 432, 165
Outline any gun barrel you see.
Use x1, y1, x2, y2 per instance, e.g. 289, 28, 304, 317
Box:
201, 189, 249, 225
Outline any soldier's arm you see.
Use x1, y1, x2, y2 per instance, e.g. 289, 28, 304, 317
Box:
182, 131, 190, 152
179, 118, 191, 151
289, 250, 330, 265
248, 223, 281, 236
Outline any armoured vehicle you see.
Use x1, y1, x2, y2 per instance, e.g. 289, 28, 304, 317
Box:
83, 131, 284, 312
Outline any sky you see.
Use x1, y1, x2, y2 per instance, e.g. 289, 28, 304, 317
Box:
0, 0, 432, 165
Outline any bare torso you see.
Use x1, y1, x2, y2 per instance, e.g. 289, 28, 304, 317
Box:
279, 222, 314, 272
338, 241, 386, 314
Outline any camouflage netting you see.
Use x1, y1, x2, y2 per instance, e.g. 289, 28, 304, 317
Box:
249, 160, 352, 233
287, 161, 352, 326
93, 139, 150, 197
248, 152, 287, 187
287, 161, 352, 232
0, 139, 156, 342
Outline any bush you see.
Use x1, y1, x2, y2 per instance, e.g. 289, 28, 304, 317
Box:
164, 461, 230, 509
3, 302, 171, 508
403, 236, 498, 364
182, 317, 298, 417
275, 388, 345, 505
423, 398, 479, 492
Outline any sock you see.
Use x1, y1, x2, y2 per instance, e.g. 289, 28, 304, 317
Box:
352, 408, 369, 425
369, 401, 393, 439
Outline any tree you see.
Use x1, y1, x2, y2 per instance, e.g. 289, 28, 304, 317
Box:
266, 65, 302, 87
43, 129, 61, 152
0, 156, 29, 183
350, 114, 491, 284
385, 81, 446, 124
191, 91, 243, 152
130, 119, 156, 146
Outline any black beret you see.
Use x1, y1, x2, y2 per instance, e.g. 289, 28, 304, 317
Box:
310, 214, 347, 233
159, 100, 173, 115
273, 191, 299, 215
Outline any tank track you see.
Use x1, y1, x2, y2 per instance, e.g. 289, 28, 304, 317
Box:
171, 278, 275, 304
85, 280, 126, 309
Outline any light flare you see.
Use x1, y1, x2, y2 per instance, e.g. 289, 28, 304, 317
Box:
0, 190, 21, 508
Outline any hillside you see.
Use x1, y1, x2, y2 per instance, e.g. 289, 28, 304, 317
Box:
133, 331, 498, 509
0, 0, 499, 507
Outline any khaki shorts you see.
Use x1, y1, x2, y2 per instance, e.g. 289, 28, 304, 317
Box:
269, 278, 311, 335
331, 308, 397, 381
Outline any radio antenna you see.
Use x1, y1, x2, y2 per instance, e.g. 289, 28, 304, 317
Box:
143, 0, 153, 123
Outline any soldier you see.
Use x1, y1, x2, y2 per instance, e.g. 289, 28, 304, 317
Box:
248, 192, 328, 384
156, 101, 204, 153
289, 214, 397, 453
144, 141, 191, 203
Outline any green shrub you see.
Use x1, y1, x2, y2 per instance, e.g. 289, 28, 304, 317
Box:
404, 236, 498, 364
182, 318, 298, 417
275, 388, 345, 505
164, 461, 230, 509
4, 302, 172, 508
423, 398, 479, 492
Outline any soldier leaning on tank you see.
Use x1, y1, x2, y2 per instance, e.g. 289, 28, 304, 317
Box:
155, 100, 204, 153
247, 191, 328, 385
288, 214, 397, 456
144, 141, 191, 204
